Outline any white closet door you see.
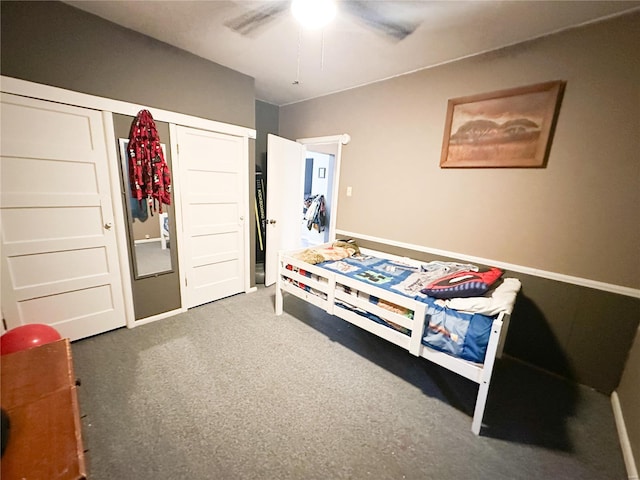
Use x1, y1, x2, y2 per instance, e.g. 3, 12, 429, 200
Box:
176, 126, 245, 308
0, 93, 126, 340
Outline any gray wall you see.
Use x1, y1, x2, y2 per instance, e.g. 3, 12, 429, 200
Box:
280, 13, 639, 290
1, 0, 258, 287
279, 12, 640, 395
0, 1, 255, 128
256, 100, 280, 178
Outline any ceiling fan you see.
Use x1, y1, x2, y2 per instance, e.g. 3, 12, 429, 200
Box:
225, 0, 423, 41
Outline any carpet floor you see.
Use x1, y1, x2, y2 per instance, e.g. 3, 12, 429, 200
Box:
71, 285, 627, 480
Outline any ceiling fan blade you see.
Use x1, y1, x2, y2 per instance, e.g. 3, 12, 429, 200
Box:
225, 1, 289, 36
341, 0, 421, 41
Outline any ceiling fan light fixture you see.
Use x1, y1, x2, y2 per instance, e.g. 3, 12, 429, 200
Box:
291, 0, 337, 29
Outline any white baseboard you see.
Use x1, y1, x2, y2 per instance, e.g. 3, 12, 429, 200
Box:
131, 287, 259, 326
134, 238, 162, 244
612, 391, 639, 480
128, 308, 186, 328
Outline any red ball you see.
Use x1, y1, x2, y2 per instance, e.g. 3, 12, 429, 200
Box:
1, 324, 62, 355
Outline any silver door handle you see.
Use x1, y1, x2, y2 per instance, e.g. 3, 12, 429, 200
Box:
104, 222, 112, 230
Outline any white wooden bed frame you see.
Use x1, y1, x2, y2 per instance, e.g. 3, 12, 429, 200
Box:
275, 246, 512, 435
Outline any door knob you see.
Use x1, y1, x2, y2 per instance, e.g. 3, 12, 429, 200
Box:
269, 219, 277, 225
104, 222, 112, 230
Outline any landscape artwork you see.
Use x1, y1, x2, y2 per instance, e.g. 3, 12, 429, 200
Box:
440, 81, 565, 168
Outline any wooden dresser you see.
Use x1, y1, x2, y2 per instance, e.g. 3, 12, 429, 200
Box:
1, 339, 86, 480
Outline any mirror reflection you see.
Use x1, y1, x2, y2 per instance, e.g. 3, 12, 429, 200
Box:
119, 139, 174, 278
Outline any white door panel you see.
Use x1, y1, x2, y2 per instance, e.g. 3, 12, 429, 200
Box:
265, 134, 306, 286
177, 126, 245, 308
0, 93, 126, 340
0, 101, 97, 161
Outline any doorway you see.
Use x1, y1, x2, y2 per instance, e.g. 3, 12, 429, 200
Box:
301, 150, 335, 247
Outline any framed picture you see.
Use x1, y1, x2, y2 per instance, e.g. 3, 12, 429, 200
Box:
318, 167, 326, 178
440, 80, 565, 168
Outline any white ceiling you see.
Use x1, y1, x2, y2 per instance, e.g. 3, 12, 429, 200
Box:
65, 1, 639, 106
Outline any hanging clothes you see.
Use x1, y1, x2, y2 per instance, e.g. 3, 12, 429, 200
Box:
128, 109, 171, 215
305, 194, 326, 232
129, 195, 149, 222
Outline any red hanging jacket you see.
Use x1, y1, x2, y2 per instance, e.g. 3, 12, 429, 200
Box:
128, 110, 171, 214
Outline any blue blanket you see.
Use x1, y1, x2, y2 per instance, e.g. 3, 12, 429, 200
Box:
318, 254, 494, 363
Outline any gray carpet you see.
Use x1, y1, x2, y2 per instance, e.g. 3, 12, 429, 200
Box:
134, 241, 172, 277
71, 286, 627, 480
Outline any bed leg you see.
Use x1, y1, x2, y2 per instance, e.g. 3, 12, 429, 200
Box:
409, 303, 427, 356
472, 379, 490, 435
275, 255, 284, 315
275, 279, 284, 315
471, 318, 502, 435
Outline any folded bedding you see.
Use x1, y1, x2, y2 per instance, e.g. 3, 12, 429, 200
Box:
335, 299, 412, 336
292, 240, 360, 264
434, 278, 522, 316
283, 264, 327, 299
316, 251, 519, 313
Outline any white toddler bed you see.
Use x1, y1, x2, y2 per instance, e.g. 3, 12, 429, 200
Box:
275, 241, 520, 435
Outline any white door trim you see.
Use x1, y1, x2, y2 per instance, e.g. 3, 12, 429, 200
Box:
169, 124, 189, 311
241, 136, 252, 294
102, 112, 136, 328
297, 135, 351, 146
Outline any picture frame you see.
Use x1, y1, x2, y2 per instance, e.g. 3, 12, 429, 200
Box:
440, 80, 565, 168
318, 167, 326, 178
